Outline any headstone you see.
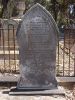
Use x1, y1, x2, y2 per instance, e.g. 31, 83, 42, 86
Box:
17, 3, 58, 90
10, 3, 65, 95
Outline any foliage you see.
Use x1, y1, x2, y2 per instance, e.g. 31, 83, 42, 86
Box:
0, 0, 75, 26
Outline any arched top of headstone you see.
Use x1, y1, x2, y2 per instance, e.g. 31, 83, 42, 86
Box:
17, 3, 59, 37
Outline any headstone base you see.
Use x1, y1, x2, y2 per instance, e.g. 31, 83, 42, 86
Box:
9, 86, 65, 95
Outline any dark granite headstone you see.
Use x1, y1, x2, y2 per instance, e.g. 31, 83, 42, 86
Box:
16, 3, 58, 90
